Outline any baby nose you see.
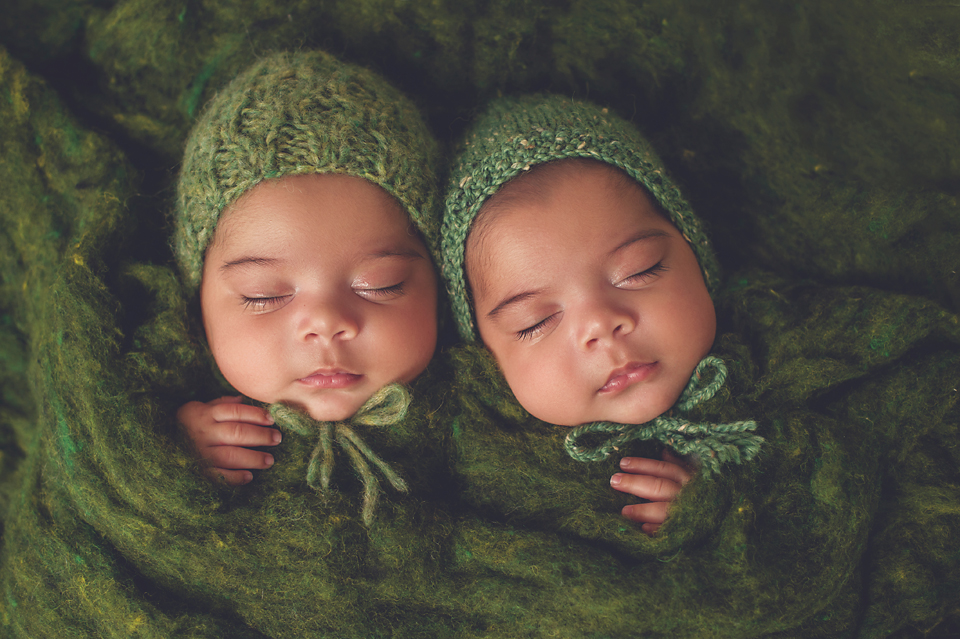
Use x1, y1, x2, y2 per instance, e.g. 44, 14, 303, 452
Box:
580, 295, 636, 348
298, 295, 359, 342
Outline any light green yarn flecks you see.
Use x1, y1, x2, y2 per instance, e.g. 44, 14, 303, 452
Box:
564, 357, 763, 478
440, 94, 720, 342
268, 382, 412, 526
173, 50, 442, 291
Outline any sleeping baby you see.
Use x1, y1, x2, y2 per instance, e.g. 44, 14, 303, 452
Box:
172, 50, 449, 523
439, 94, 763, 535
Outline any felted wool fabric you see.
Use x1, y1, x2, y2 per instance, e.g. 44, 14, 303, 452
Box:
0, 48, 512, 638
436, 90, 959, 636
444, 272, 960, 637
0, 45, 754, 639
10, 221, 957, 637
3, 3, 960, 637
0, 108, 577, 635
5, 195, 960, 635
174, 49, 443, 290
0, 45, 137, 535
4, 0, 957, 306
13, 111, 952, 637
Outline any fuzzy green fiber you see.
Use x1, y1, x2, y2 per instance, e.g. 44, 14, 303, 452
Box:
0, 66, 567, 631
441, 93, 720, 342
5, 157, 958, 636
0, 45, 134, 517
4, 0, 955, 306
174, 50, 442, 290
2, 1, 960, 637
446, 274, 960, 637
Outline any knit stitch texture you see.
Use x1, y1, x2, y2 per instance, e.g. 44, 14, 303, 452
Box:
174, 50, 442, 291
440, 94, 720, 341
3, 1, 960, 635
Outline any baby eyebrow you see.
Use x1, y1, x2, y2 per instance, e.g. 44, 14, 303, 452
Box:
486, 289, 544, 321
610, 229, 670, 256
219, 256, 281, 271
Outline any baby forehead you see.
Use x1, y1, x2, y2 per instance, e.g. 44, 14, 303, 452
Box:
472, 159, 668, 243
485, 158, 639, 208
206, 175, 428, 265
466, 161, 675, 276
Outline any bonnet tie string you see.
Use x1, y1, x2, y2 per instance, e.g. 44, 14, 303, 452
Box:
268, 383, 412, 525
564, 357, 763, 478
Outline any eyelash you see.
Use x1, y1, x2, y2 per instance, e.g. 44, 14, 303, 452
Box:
241, 283, 405, 310
620, 261, 667, 286
514, 263, 666, 340
241, 295, 290, 311
355, 283, 405, 299
516, 313, 559, 341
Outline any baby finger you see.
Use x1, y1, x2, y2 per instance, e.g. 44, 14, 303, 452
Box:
621, 501, 669, 526
209, 421, 282, 447
619, 456, 690, 485
610, 472, 681, 501
204, 445, 275, 471
210, 468, 254, 486
210, 401, 276, 426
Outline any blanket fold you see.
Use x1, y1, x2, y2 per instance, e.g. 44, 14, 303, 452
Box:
444, 276, 960, 636
3, 10, 960, 635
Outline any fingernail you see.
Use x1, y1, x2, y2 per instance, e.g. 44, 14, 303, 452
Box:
272, 430, 282, 444
620, 458, 632, 469
241, 471, 253, 484
266, 415, 275, 425
264, 455, 274, 467
610, 474, 622, 487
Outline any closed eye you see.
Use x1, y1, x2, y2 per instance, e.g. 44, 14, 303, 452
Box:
241, 295, 292, 312
516, 312, 560, 341
617, 261, 667, 288
355, 282, 405, 300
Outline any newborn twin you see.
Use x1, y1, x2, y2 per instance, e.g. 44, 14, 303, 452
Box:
174, 50, 755, 534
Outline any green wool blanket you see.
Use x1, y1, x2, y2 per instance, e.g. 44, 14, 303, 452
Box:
447, 275, 960, 637
2, 1, 960, 637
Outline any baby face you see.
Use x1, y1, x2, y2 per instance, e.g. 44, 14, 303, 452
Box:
466, 160, 715, 426
201, 173, 438, 421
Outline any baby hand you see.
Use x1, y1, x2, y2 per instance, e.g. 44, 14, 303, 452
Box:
610, 449, 693, 536
177, 396, 281, 486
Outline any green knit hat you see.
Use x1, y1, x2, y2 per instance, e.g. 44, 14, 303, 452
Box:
440, 94, 720, 342
174, 50, 441, 291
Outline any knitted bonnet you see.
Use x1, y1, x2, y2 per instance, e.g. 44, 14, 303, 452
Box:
440, 94, 719, 342
174, 50, 441, 290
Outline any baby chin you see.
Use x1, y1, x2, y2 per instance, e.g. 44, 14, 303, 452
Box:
591, 385, 685, 426
289, 371, 374, 421
278, 385, 374, 422
301, 396, 370, 422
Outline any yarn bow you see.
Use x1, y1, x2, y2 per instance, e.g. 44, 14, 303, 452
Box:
564, 357, 763, 478
268, 383, 412, 525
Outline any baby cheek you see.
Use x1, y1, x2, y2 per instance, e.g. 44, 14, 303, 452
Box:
385, 308, 438, 382
502, 354, 571, 423
391, 329, 435, 383
214, 345, 261, 395
208, 325, 279, 400
415, 324, 439, 371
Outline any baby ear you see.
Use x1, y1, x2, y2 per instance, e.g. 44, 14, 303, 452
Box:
449, 343, 530, 423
